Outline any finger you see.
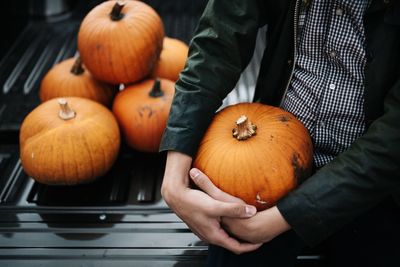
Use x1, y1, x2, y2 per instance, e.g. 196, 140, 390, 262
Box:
189, 168, 244, 204
213, 226, 262, 254
213, 201, 257, 218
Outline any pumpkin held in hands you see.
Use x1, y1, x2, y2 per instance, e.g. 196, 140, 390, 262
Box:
112, 79, 174, 153
39, 57, 117, 107
193, 103, 313, 211
78, 0, 164, 84
19, 97, 121, 185
150, 37, 189, 82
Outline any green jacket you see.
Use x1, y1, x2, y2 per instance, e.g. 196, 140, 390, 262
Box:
160, 0, 400, 246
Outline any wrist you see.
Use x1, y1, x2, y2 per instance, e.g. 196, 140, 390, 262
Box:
161, 179, 187, 204
256, 206, 291, 243
269, 206, 291, 234
161, 151, 193, 204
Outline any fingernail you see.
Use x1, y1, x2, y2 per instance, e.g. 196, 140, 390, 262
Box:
190, 168, 200, 179
245, 206, 257, 216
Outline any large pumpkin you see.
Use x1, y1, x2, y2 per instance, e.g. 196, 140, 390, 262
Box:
150, 37, 189, 81
193, 103, 313, 211
39, 57, 117, 107
20, 97, 121, 185
78, 0, 164, 84
112, 78, 174, 152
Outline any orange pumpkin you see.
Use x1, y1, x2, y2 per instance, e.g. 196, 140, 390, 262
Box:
112, 79, 175, 152
39, 57, 117, 107
77, 0, 164, 84
150, 37, 189, 81
20, 97, 121, 185
193, 103, 313, 211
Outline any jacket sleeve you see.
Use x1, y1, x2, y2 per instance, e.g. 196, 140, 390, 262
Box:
277, 78, 400, 247
159, 0, 267, 157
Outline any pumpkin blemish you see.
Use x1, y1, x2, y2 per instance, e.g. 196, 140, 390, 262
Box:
278, 115, 290, 123
291, 152, 311, 184
256, 193, 268, 205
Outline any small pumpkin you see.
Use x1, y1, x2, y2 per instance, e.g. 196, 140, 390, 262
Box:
39, 57, 117, 107
77, 0, 164, 84
112, 78, 175, 153
20, 97, 121, 185
193, 103, 313, 211
150, 37, 189, 81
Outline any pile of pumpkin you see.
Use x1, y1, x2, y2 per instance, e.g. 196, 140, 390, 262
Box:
20, 0, 188, 185
20, 1, 314, 210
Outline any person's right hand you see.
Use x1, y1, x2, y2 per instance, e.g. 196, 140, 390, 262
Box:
161, 151, 262, 254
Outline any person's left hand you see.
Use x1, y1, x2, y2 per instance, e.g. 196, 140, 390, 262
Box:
189, 168, 291, 244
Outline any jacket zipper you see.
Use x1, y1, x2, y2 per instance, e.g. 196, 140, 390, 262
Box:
279, 0, 301, 107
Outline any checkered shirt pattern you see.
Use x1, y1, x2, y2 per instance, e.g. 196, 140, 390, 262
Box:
282, 0, 370, 168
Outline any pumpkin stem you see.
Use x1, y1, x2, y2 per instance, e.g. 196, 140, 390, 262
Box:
58, 98, 76, 120
110, 1, 125, 21
232, 115, 257, 140
149, 79, 164, 98
70, 57, 84, 75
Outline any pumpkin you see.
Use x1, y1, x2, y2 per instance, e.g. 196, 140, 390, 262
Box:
193, 103, 313, 211
39, 57, 117, 107
150, 37, 189, 81
19, 97, 121, 185
77, 0, 164, 84
112, 78, 175, 152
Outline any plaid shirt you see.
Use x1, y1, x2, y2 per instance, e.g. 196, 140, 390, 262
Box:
282, 0, 370, 168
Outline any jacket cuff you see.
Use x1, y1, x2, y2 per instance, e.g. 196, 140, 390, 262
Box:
277, 190, 329, 247
159, 128, 199, 158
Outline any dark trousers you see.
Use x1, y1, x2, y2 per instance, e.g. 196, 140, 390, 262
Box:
206, 198, 400, 267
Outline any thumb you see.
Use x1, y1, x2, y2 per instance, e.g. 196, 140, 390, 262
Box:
190, 168, 245, 204
214, 201, 257, 218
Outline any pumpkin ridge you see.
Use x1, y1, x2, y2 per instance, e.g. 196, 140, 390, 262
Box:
81, 131, 96, 181
132, 20, 159, 76
122, 9, 162, 78
242, 140, 262, 204
118, 23, 141, 80
86, 115, 120, 148
249, 140, 271, 207
84, 21, 109, 80
214, 140, 236, 191
83, 120, 120, 179
21, 119, 73, 147
70, 130, 80, 183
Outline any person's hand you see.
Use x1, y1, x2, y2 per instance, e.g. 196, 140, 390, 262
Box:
189, 167, 291, 244
161, 151, 262, 254
221, 206, 291, 244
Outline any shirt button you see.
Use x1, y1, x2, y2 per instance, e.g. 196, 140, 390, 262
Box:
335, 8, 343, 16
319, 121, 325, 128
329, 50, 337, 58
329, 83, 336, 90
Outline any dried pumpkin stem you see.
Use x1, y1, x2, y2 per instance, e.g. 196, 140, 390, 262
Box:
58, 98, 76, 120
149, 79, 164, 98
70, 57, 84, 75
110, 1, 125, 21
232, 115, 257, 140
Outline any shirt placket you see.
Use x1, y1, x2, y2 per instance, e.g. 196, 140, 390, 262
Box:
313, 0, 345, 161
